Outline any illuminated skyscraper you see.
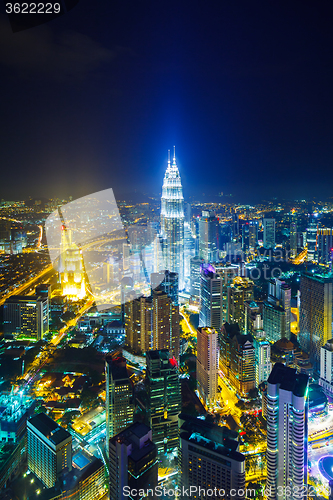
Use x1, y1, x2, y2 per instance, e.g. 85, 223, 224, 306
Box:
306, 217, 317, 262
198, 210, 219, 263
3, 293, 49, 341
263, 218, 275, 249
290, 221, 297, 259
197, 327, 219, 407
299, 272, 333, 371
263, 278, 291, 343
146, 350, 181, 455
59, 226, 86, 300
227, 277, 254, 331
160, 147, 185, 289
105, 357, 134, 455
266, 363, 308, 500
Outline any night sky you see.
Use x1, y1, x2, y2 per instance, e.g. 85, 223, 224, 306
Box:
0, 0, 332, 202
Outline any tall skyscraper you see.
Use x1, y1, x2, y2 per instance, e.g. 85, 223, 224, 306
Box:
151, 269, 179, 305
124, 295, 152, 354
299, 272, 333, 371
253, 330, 272, 386
190, 256, 204, 297
146, 350, 181, 455
179, 414, 245, 497
320, 339, 333, 394
105, 357, 134, 455
290, 221, 297, 259
249, 220, 258, 250
263, 218, 276, 249
152, 288, 180, 359
306, 217, 318, 262
196, 327, 219, 408
109, 422, 158, 500
227, 277, 254, 331
59, 226, 86, 299
160, 147, 185, 289
317, 228, 333, 266
263, 278, 291, 343
229, 333, 255, 396
199, 263, 239, 329
3, 293, 49, 340
27, 413, 72, 488
198, 210, 220, 263
266, 363, 309, 500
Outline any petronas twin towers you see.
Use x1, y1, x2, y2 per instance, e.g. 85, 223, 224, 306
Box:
160, 147, 185, 290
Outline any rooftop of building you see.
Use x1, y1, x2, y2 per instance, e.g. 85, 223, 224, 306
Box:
179, 414, 244, 463
27, 413, 71, 445
0, 390, 35, 424
274, 337, 295, 352
110, 421, 154, 455
302, 271, 333, 282
268, 362, 308, 397
106, 356, 130, 380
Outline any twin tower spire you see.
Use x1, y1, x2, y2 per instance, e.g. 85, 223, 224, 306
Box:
167, 146, 176, 165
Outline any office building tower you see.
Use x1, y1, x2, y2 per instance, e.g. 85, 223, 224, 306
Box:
27, 413, 72, 488
199, 263, 239, 329
227, 277, 254, 332
229, 333, 255, 396
241, 222, 250, 253
197, 327, 219, 407
179, 414, 245, 498
109, 422, 158, 500
146, 350, 181, 455
263, 278, 291, 343
232, 210, 240, 240
263, 218, 275, 249
151, 269, 179, 305
66, 450, 105, 500
290, 221, 297, 259
249, 220, 258, 250
190, 256, 204, 297
3, 294, 49, 340
124, 295, 152, 354
253, 330, 272, 386
198, 210, 220, 263
105, 357, 134, 454
152, 288, 179, 359
317, 228, 333, 266
320, 339, 333, 394
244, 300, 261, 336
306, 217, 317, 262
220, 322, 241, 377
184, 221, 195, 285
266, 363, 309, 500
299, 272, 333, 371
59, 226, 86, 299
160, 147, 185, 289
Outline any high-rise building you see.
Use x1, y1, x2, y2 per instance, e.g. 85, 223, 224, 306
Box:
241, 222, 250, 253
151, 269, 179, 305
263, 218, 275, 249
59, 226, 86, 299
0, 390, 35, 443
125, 295, 152, 354
196, 327, 219, 407
105, 356, 134, 454
3, 294, 49, 340
184, 221, 195, 286
190, 256, 204, 297
320, 339, 333, 394
160, 147, 185, 289
290, 221, 297, 259
244, 300, 261, 336
146, 350, 181, 455
179, 414, 245, 498
249, 220, 258, 250
199, 263, 239, 329
306, 217, 317, 262
27, 413, 72, 488
229, 333, 255, 397
198, 210, 220, 263
299, 272, 333, 371
109, 422, 158, 500
152, 288, 179, 359
263, 278, 291, 343
317, 228, 333, 266
266, 363, 309, 500
227, 277, 254, 332
253, 330, 272, 386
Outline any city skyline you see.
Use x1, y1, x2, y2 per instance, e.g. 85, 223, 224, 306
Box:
0, 1, 332, 202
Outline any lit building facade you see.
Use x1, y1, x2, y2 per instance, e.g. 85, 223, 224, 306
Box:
266, 363, 309, 500
179, 414, 245, 499
105, 357, 134, 455
27, 413, 72, 489
3, 294, 49, 340
227, 277, 254, 332
229, 334, 256, 397
299, 272, 333, 371
320, 339, 333, 394
152, 288, 180, 359
59, 227, 86, 299
160, 148, 185, 290
198, 210, 220, 263
109, 422, 158, 500
290, 221, 297, 259
190, 256, 204, 297
263, 278, 291, 343
125, 295, 153, 354
196, 327, 219, 407
317, 228, 333, 266
263, 218, 275, 249
253, 330, 272, 386
146, 350, 181, 455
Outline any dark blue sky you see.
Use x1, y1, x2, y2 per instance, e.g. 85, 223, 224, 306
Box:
0, 0, 332, 202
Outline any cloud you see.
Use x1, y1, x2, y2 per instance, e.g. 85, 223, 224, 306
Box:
0, 15, 129, 81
